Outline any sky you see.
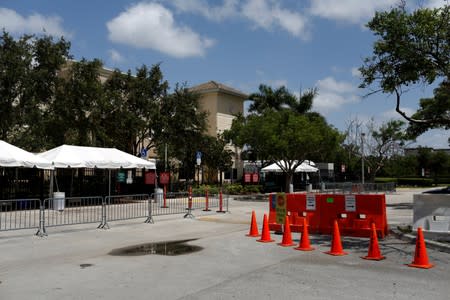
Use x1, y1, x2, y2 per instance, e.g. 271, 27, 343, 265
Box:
1, 0, 448, 148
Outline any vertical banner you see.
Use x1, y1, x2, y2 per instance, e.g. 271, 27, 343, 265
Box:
275, 193, 287, 224
244, 173, 251, 183
144, 171, 155, 185
252, 173, 259, 183
160, 172, 170, 185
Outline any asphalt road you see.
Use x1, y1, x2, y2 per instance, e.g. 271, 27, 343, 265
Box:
0, 189, 449, 300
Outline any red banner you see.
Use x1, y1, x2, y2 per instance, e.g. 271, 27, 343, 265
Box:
244, 173, 251, 183
252, 173, 259, 183
145, 171, 156, 185
159, 172, 170, 185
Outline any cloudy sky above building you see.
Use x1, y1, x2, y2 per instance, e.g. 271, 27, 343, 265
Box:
1, 0, 448, 148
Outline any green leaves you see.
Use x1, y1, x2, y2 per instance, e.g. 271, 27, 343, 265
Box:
360, 5, 450, 132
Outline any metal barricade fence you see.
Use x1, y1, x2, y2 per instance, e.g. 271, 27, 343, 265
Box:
322, 182, 396, 194
106, 194, 149, 222
0, 198, 41, 231
151, 192, 190, 216
43, 196, 103, 227
2, 191, 230, 236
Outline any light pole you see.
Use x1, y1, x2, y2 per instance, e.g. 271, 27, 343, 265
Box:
361, 132, 365, 185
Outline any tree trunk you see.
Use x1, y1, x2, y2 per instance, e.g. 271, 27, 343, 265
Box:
285, 172, 293, 193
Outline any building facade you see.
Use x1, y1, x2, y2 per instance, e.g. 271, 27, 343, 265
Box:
190, 81, 248, 182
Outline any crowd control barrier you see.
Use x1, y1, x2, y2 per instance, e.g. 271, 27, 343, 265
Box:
268, 192, 388, 238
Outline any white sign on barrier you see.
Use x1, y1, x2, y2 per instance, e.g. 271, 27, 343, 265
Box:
306, 194, 316, 211
345, 194, 356, 212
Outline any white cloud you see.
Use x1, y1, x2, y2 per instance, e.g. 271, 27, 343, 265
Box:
108, 49, 124, 63
313, 77, 359, 114
424, 0, 449, 8
169, 0, 309, 39
169, 0, 238, 21
410, 129, 450, 148
309, 0, 398, 23
242, 0, 309, 38
106, 2, 214, 58
351, 67, 361, 78
0, 7, 71, 37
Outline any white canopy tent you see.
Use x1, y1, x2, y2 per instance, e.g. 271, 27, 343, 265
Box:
0, 140, 53, 169
261, 160, 318, 173
37, 144, 155, 169
38, 145, 156, 208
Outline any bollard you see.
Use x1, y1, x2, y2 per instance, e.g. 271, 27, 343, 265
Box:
217, 189, 225, 213
161, 185, 168, 208
203, 188, 211, 211
184, 186, 194, 218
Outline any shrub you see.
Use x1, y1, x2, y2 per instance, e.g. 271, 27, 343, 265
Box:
223, 183, 243, 195
397, 178, 433, 187
243, 185, 262, 194
375, 177, 398, 183
192, 185, 219, 195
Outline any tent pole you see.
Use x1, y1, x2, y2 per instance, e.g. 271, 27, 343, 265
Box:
98, 169, 110, 229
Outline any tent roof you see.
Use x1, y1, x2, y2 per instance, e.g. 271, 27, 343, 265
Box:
261, 160, 318, 173
37, 144, 156, 169
0, 140, 54, 169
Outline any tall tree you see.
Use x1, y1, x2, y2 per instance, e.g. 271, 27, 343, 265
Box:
228, 109, 342, 192
0, 32, 32, 142
248, 84, 317, 115
50, 59, 104, 146
359, 4, 450, 133
0, 32, 71, 150
343, 118, 412, 180
364, 120, 411, 179
157, 83, 208, 181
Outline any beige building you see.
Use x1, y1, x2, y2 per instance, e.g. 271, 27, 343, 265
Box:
190, 81, 248, 136
190, 81, 248, 182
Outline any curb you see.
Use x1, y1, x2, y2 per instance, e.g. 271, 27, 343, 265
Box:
390, 227, 450, 254
231, 194, 268, 202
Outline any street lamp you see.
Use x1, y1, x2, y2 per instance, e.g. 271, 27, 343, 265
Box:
361, 132, 365, 185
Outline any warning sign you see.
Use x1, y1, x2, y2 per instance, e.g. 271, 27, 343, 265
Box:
345, 194, 356, 212
275, 193, 287, 224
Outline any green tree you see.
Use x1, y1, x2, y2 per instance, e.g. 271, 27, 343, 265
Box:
364, 120, 411, 180
360, 5, 450, 133
430, 150, 449, 179
0, 32, 70, 150
248, 84, 317, 115
228, 109, 342, 192
50, 59, 104, 146
0, 32, 32, 142
158, 83, 208, 181
201, 134, 233, 184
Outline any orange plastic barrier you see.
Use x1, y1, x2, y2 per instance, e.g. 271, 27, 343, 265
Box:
268, 193, 388, 238
268, 193, 321, 234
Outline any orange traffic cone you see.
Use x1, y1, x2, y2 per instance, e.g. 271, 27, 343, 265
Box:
294, 218, 315, 251
325, 220, 348, 256
257, 214, 275, 243
362, 223, 385, 260
246, 211, 260, 237
408, 227, 434, 269
278, 216, 295, 247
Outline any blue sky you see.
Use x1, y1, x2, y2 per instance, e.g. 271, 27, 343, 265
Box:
1, 0, 448, 148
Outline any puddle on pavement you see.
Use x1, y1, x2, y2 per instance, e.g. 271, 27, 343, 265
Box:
109, 239, 202, 256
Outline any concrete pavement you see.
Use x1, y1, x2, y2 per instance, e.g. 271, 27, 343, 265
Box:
0, 189, 449, 299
